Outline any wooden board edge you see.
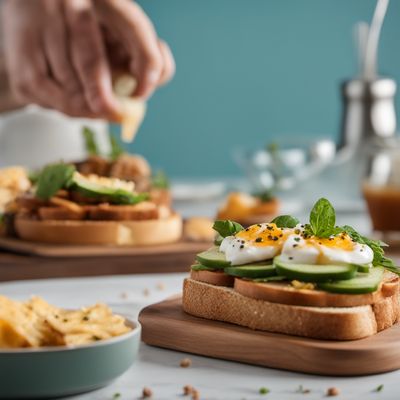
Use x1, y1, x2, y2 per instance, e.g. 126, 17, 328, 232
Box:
139, 297, 400, 376
0, 236, 210, 258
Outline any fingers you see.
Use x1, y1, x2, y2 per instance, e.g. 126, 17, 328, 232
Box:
63, 0, 121, 119
42, 0, 93, 116
95, 0, 164, 98
157, 40, 176, 86
1, 2, 65, 110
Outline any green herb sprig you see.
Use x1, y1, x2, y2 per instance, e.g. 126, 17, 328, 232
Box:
213, 220, 243, 238
271, 215, 299, 228
82, 127, 100, 156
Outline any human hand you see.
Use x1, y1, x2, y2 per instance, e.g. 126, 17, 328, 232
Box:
1, 0, 175, 120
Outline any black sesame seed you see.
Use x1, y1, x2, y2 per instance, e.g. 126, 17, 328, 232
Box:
293, 244, 298, 248
240, 245, 244, 249
289, 256, 293, 260
255, 237, 263, 243
273, 237, 278, 241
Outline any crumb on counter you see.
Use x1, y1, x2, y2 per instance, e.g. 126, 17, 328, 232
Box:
156, 282, 165, 291
326, 387, 339, 397
183, 385, 194, 395
191, 389, 200, 400
142, 386, 153, 398
180, 358, 192, 368
143, 288, 150, 297
120, 292, 128, 300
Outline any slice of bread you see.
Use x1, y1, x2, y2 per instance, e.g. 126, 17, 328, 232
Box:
182, 278, 400, 340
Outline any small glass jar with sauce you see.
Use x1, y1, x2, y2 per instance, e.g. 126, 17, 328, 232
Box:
363, 136, 400, 236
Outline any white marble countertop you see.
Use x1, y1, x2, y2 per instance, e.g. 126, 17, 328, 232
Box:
1, 273, 399, 400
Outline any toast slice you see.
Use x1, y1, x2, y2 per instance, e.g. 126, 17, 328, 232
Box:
182, 278, 400, 340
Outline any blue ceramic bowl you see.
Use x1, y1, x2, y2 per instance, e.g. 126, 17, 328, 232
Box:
0, 319, 140, 399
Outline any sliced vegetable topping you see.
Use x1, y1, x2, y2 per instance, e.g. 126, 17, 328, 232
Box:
318, 267, 384, 294
195, 247, 231, 269
274, 256, 357, 283
225, 263, 276, 279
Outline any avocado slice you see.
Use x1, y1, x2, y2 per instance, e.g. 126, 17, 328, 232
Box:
318, 267, 384, 294
191, 263, 216, 272
195, 247, 231, 269
273, 256, 357, 282
71, 173, 148, 205
225, 262, 276, 279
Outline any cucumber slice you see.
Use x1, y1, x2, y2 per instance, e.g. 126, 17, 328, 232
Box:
191, 263, 216, 272
195, 247, 230, 269
273, 256, 357, 282
318, 267, 384, 294
71, 173, 147, 205
225, 262, 275, 278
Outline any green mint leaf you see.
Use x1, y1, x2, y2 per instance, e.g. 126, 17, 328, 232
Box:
213, 220, 243, 237
82, 127, 100, 156
309, 198, 336, 237
152, 170, 170, 189
36, 163, 76, 200
271, 215, 299, 228
109, 134, 125, 161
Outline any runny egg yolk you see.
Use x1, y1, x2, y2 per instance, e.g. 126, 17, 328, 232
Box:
235, 223, 288, 246
304, 234, 355, 252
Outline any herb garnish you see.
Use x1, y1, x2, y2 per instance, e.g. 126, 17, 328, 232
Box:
152, 170, 170, 189
109, 134, 125, 161
253, 189, 274, 203
259, 387, 270, 395
374, 384, 384, 392
36, 163, 76, 200
213, 220, 244, 238
82, 126, 100, 156
304, 198, 341, 238
271, 215, 299, 228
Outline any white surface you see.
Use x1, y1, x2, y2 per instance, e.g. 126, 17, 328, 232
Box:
0, 273, 398, 400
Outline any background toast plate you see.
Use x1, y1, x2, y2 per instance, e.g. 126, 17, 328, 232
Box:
139, 296, 400, 376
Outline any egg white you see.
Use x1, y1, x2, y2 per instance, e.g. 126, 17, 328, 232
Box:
220, 235, 280, 266
280, 234, 374, 265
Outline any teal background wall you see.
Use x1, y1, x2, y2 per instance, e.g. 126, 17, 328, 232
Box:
122, 0, 400, 177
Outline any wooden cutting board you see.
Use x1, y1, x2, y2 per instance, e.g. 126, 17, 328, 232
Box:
139, 296, 400, 376
0, 237, 208, 281
0, 236, 208, 258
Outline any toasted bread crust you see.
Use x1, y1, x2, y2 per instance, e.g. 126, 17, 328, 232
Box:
182, 278, 400, 340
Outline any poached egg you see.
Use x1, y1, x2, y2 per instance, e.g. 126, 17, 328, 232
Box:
220, 223, 374, 266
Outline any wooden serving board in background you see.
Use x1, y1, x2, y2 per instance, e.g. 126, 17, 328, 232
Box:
0, 237, 208, 281
139, 297, 400, 376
